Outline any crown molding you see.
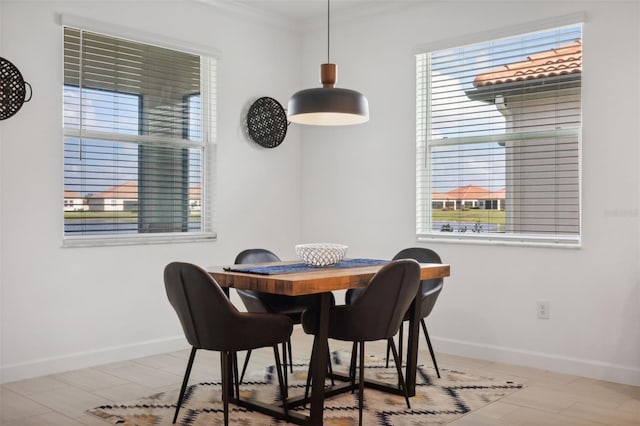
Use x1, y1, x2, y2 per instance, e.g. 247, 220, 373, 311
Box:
191, 0, 300, 32
299, 1, 425, 32
191, 0, 423, 33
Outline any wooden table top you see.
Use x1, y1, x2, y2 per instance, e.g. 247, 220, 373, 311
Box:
207, 261, 450, 296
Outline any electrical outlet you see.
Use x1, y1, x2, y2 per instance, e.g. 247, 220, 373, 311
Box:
537, 300, 550, 319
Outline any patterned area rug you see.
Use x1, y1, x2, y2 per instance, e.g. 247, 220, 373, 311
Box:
88, 351, 523, 425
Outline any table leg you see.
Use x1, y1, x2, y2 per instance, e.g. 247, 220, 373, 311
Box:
309, 292, 331, 425
404, 299, 419, 396
220, 287, 235, 406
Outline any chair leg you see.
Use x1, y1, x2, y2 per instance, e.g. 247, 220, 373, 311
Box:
349, 341, 358, 393
386, 322, 404, 368
327, 346, 335, 386
239, 349, 252, 385
398, 321, 404, 368
281, 341, 289, 392
388, 338, 411, 409
220, 351, 231, 426
287, 338, 294, 373
232, 351, 240, 399
358, 341, 365, 426
385, 337, 392, 368
421, 318, 440, 378
273, 345, 288, 415
173, 346, 197, 424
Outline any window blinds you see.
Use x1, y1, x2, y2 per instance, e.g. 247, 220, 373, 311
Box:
63, 27, 215, 240
416, 24, 582, 244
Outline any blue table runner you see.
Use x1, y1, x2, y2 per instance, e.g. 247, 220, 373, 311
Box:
223, 258, 389, 275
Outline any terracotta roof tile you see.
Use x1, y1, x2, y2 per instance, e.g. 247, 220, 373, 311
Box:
189, 185, 201, 198
490, 188, 505, 199
432, 190, 448, 200
448, 185, 491, 199
92, 181, 201, 199
64, 190, 83, 198
433, 185, 505, 200
93, 182, 138, 199
473, 40, 582, 88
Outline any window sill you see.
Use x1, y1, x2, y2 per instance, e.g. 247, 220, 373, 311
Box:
62, 232, 217, 248
417, 233, 581, 249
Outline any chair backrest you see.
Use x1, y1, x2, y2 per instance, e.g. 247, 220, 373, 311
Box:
392, 247, 441, 264
234, 248, 281, 264
345, 259, 421, 341
234, 249, 282, 313
164, 261, 240, 351
393, 247, 443, 318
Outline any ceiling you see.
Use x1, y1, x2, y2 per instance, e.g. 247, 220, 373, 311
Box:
194, 0, 413, 29
228, 0, 374, 21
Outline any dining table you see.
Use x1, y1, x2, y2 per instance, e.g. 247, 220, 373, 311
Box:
208, 258, 450, 426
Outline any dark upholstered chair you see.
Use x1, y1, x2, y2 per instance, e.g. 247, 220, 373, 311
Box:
164, 262, 293, 425
302, 259, 421, 426
234, 249, 334, 389
346, 247, 444, 377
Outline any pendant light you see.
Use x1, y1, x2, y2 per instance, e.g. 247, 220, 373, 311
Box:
287, 0, 369, 126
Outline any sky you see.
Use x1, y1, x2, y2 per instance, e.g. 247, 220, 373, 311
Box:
423, 24, 582, 193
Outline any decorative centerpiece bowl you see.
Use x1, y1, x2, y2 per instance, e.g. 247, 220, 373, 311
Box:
295, 243, 348, 267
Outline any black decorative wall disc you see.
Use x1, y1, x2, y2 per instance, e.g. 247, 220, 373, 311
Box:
1, 57, 32, 121
246, 97, 288, 148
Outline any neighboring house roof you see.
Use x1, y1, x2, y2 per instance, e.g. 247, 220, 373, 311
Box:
466, 40, 582, 102
432, 190, 448, 200
92, 181, 138, 199
433, 184, 505, 200
490, 188, 506, 199
473, 40, 582, 88
189, 185, 201, 199
90, 181, 201, 199
64, 190, 83, 198
446, 185, 488, 200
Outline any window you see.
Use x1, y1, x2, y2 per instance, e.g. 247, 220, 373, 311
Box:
416, 24, 582, 245
63, 27, 216, 244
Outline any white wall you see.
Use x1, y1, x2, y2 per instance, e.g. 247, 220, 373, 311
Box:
0, 0, 304, 382
2, 0, 639, 388
299, 2, 640, 385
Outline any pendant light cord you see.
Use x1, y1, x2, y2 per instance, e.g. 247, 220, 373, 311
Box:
327, 0, 330, 63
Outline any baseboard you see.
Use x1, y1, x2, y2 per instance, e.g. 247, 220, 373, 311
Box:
0, 336, 189, 384
434, 336, 640, 386
3, 335, 638, 387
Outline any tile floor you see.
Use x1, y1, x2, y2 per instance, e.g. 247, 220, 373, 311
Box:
1, 328, 638, 425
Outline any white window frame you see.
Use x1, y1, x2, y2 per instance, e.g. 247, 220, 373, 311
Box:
60, 15, 218, 247
415, 16, 584, 248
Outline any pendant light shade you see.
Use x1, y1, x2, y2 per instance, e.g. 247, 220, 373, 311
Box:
287, 1, 369, 126
288, 78, 369, 126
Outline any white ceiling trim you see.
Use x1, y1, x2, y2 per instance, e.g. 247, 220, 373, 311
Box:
192, 0, 298, 32
191, 0, 423, 33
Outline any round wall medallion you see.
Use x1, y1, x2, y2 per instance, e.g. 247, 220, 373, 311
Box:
1, 57, 32, 121
246, 97, 288, 148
